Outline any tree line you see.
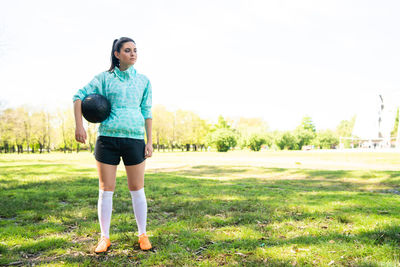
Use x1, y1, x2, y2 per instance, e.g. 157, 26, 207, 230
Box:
0, 103, 357, 153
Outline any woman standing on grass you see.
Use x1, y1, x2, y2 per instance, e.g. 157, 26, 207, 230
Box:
72, 37, 153, 253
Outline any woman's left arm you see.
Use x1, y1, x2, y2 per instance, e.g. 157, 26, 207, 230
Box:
144, 118, 153, 158
141, 79, 153, 158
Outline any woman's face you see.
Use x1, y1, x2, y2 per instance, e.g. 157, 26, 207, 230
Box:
114, 41, 137, 67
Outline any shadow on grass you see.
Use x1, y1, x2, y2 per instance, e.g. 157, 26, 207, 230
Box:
1, 163, 400, 265
170, 165, 400, 180
0, 164, 95, 180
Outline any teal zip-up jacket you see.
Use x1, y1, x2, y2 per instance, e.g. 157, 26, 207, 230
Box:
73, 65, 152, 139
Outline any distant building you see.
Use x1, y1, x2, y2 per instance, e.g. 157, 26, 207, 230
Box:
343, 92, 398, 149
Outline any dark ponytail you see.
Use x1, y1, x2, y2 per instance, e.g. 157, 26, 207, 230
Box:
108, 37, 136, 72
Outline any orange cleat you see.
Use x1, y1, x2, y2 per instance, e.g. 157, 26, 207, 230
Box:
138, 233, 152, 250
94, 236, 111, 253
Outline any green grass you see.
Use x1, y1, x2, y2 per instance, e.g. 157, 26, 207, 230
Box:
1, 151, 400, 266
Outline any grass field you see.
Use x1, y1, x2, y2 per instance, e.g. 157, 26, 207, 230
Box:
1, 150, 400, 266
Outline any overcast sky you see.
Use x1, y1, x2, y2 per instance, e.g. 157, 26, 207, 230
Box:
1, 0, 399, 131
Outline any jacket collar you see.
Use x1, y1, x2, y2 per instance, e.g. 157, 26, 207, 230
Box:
114, 65, 136, 81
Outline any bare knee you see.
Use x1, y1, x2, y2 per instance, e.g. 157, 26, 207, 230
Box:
99, 185, 115, 191
129, 185, 144, 191
99, 180, 115, 192
97, 161, 117, 192
125, 163, 145, 191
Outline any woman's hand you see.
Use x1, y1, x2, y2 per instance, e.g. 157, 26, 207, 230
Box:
145, 142, 153, 158
75, 126, 87, 144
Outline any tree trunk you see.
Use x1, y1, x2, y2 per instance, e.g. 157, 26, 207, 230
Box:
157, 133, 160, 152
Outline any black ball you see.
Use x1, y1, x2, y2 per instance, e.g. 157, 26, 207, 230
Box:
81, 94, 111, 123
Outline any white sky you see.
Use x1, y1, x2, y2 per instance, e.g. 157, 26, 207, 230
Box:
0, 0, 399, 131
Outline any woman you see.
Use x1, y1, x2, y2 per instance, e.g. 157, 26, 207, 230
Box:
73, 37, 153, 253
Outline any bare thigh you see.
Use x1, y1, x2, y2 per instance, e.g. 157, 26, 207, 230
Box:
96, 160, 118, 191
125, 160, 146, 191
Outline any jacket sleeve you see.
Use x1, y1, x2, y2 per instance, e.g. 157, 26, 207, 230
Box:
140, 79, 152, 119
72, 73, 104, 102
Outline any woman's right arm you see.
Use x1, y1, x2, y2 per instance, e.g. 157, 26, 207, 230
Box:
72, 73, 104, 144
74, 100, 87, 144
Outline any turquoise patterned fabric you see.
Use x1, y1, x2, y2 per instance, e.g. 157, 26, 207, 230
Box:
73, 65, 152, 139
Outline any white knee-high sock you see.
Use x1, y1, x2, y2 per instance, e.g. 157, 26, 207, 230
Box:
130, 188, 147, 236
98, 190, 114, 238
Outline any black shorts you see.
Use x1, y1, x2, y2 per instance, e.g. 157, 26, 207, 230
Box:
94, 136, 146, 166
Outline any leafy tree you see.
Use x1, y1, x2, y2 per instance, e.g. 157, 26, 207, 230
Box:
13, 109, 25, 153
24, 115, 32, 152
232, 117, 268, 149
153, 105, 174, 151
0, 108, 18, 152
172, 109, 210, 151
206, 115, 233, 151
17, 106, 34, 153
45, 111, 54, 152
210, 128, 237, 152
175, 110, 195, 151
58, 109, 75, 153
192, 116, 209, 151
294, 116, 316, 149
294, 128, 315, 149
300, 116, 316, 133
216, 115, 230, 129
248, 133, 266, 151
336, 115, 356, 148
391, 108, 399, 137
313, 130, 339, 149
275, 131, 299, 150
31, 110, 50, 153
336, 115, 356, 137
